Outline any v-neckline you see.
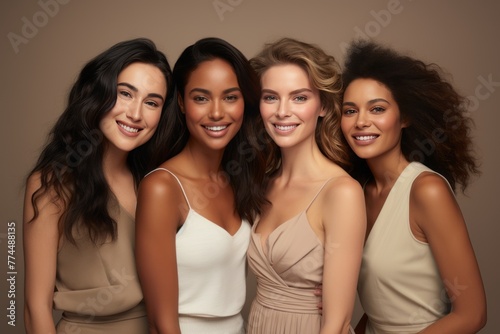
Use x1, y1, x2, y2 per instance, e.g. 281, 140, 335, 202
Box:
186, 208, 244, 238
253, 211, 303, 256
364, 163, 414, 246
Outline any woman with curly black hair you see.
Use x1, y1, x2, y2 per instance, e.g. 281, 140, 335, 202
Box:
341, 40, 486, 333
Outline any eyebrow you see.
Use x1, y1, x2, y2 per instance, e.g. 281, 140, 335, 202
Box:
261, 88, 313, 95
188, 87, 241, 95
342, 98, 390, 106
117, 82, 165, 101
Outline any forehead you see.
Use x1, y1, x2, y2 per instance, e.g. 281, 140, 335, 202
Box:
118, 62, 167, 94
261, 64, 311, 87
186, 58, 238, 86
345, 78, 394, 99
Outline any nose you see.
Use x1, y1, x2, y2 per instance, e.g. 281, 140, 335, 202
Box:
355, 110, 370, 128
125, 101, 142, 122
209, 100, 224, 120
275, 101, 290, 118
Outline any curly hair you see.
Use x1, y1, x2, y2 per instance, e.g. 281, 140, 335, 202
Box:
249, 37, 348, 174
27, 38, 174, 244
342, 40, 480, 192
149, 37, 268, 224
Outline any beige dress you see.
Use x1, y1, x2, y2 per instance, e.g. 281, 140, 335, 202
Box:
247, 179, 355, 334
359, 162, 450, 333
53, 200, 148, 333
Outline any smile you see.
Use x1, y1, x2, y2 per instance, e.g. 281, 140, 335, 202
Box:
204, 125, 228, 132
118, 122, 140, 133
355, 135, 377, 141
274, 124, 297, 131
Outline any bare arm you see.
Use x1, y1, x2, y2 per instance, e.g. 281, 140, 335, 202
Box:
412, 174, 486, 333
320, 177, 366, 334
135, 172, 184, 334
23, 173, 59, 334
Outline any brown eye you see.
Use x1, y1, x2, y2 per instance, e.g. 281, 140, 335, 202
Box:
371, 106, 385, 113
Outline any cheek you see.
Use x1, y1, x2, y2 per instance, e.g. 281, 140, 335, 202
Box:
98, 113, 114, 133
340, 117, 352, 134
377, 116, 399, 132
146, 111, 162, 128
304, 104, 322, 120
259, 102, 275, 118
184, 103, 205, 121
230, 101, 245, 120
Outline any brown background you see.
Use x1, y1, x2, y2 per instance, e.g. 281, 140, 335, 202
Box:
1, 0, 499, 333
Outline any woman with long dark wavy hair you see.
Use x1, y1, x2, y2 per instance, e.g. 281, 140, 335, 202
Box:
340, 40, 486, 333
135, 37, 268, 334
23, 38, 173, 333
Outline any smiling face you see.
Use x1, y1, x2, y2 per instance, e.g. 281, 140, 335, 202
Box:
99, 62, 167, 155
179, 58, 244, 151
259, 64, 324, 149
341, 78, 407, 161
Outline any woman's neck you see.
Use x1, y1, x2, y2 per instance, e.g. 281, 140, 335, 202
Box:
102, 145, 130, 181
279, 139, 328, 181
181, 141, 226, 179
366, 152, 409, 193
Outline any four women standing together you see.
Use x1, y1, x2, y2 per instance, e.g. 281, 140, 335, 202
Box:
23, 36, 486, 334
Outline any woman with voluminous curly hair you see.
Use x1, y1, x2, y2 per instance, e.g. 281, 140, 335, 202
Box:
340, 40, 486, 333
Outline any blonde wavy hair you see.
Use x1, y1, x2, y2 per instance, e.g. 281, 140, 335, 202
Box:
250, 37, 349, 173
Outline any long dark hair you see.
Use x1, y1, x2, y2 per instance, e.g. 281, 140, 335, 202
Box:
342, 40, 480, 192
27, 38, 174, 244
149, 37, 268, 224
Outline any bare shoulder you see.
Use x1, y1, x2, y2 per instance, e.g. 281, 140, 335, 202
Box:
25, 171, 41, 191
23, 171, 65, 222
411, 171, 454, 206
136, 167, 187, 231
25, 171, 51, 198
139, 168, 182, 199
323, 172, 364, 202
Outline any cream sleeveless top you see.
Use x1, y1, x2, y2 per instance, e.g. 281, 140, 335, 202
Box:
359, 162, 450, 334
147, 168, 250, 317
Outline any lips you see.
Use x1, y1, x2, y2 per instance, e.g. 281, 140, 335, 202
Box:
274, 124, 298, 131
117, 121, 142, 135
204, 125, 228, 132
354, 135, 378, 141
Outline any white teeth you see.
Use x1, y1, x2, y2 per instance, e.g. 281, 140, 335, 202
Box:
205, 125, 227, 131
355, 135, 377, 141
275, 124, 297, 131
119, 123, 139, 133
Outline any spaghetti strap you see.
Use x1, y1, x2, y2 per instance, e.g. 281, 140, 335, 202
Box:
145, 168, 192, 209
305, 178, 335, 211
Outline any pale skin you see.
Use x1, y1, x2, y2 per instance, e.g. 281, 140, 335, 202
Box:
256, 64, 366, 334
23, 62, 166, 333
341, 78, 486, 334
135, 58, 245, 334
